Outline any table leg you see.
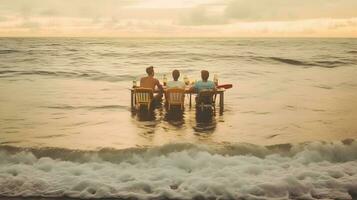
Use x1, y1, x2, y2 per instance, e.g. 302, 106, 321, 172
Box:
131, 90, 134, 110
189, 94, 192, 108
220, 92, 224, 114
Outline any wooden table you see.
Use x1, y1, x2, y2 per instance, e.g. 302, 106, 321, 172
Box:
130, 87, 225, 113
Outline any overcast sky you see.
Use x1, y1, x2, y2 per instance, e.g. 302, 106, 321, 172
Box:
0, 0, 356, 37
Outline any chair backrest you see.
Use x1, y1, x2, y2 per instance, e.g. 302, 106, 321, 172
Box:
134, 88, 153, 104
197, 89, 215, 105
166, 88, 185, 105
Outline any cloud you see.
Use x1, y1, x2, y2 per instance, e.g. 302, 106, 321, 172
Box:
224, 0, 357, 21
0, 0, 356, 37
179, 5, 228, 26
128, 0, 220, 9
0, 0, 138, 18
177, 0, 357, 26
20, 20, 40, 29
0, 15, 8, 22
218, 18, 357, 37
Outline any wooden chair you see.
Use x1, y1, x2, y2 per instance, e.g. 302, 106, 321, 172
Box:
196, 89, 216, 113
134, 88, 154, 111
166, 88, 185, 111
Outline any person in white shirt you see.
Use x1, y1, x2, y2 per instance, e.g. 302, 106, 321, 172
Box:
167, 69, 185, 89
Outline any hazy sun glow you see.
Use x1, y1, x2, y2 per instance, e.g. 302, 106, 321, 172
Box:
0, 0, 356, 37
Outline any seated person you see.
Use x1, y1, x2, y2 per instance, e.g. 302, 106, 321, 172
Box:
140, 66, 163, 101
191, 70, 216, 105
167, 69, 185, 89
191, 70, 216, 93
165, 69, 185, 106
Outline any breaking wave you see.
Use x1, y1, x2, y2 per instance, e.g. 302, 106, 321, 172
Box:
0, 139, 356, 199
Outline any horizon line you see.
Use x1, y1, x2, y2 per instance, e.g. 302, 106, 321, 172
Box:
1, 36, 357, 39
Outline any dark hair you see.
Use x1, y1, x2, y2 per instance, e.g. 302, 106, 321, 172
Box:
146, 66, 154, 75
201, 70, 209, 81
172, 69, 180, 81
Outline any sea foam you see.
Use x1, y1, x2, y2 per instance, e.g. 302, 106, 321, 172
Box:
0, 140, 356, 199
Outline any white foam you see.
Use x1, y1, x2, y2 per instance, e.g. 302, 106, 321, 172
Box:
0, 141, 356, 199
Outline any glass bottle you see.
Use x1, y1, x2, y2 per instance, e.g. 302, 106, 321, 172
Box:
163, 74, 167, 86
184, 75, 189, 86
132, 80, 137, 88
213, 74, 218, 86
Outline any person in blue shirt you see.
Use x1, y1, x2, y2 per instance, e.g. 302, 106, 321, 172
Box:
191, 70, 216, 93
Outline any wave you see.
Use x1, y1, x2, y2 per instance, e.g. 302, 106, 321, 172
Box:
0, 139, 356, 199
48, 43, 61, 46
347, 50, 357, 54
0, 50, 21, 54
268, 57, 315, 67
266, 57, 353, 68
0, 70, 135, 82
44, 104, 129, 111
127, 51, 353, 68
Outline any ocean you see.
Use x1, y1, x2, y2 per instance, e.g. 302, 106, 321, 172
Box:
0, 38, 357, 199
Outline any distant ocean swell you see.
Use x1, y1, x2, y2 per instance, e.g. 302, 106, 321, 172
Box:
0, 70, 136, 82
0, 49, 21, 54
1, 46, 356, 68
0, 57, 354, 82
347, 50, 357, 54
0, 140, 356, 199
265, 57, 354, 68
43, 105, 129, 111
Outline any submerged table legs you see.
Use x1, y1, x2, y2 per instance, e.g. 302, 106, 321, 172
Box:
189, 94, 192, 108
130, 89, 225, 113
219, 92, 224, 114
131, 90, 135, 110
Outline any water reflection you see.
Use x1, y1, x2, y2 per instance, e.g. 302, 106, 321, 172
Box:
132, 106, 217, 135
132, 108, 162, 141
164, 108, 185, 128
194, 109, 216, 133
135, 109, 156, 121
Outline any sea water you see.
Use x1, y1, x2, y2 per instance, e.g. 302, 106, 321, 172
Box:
0, 38, 357, 199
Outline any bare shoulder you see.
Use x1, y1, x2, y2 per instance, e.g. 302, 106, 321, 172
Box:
140, 77, 149, 83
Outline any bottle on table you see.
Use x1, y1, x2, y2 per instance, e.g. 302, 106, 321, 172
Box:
163, 74, 167, 86
132, 80, 137, 88
184, 75, 189, 86
213, 74, 218, 86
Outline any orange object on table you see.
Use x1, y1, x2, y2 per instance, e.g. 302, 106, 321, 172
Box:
217, 84, 233, 89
